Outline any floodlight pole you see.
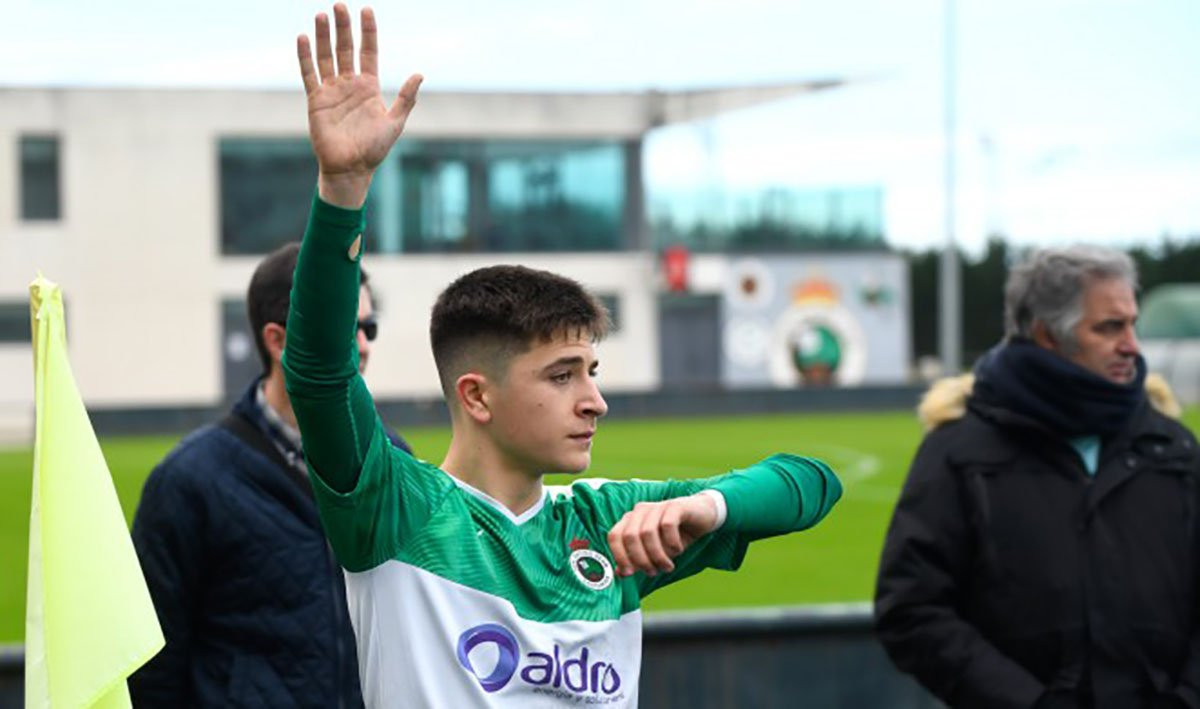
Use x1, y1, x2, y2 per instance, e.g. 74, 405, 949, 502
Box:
939, 0, 962, 374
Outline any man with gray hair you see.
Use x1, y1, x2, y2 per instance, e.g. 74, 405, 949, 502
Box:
875, 245, 1200, 708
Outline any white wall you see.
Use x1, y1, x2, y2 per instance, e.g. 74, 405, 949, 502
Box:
0, 88, 664, 415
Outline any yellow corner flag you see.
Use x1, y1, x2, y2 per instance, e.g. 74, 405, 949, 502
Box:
26, 275, 164, 709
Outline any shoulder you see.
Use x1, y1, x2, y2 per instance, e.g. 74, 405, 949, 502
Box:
1137, 404, 1199, 459
917, 374, 975, 432
141, 421, 253, 497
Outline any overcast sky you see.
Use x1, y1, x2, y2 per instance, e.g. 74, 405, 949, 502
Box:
5, 0, 1198, 253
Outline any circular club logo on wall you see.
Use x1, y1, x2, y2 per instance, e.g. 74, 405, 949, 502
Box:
768, 278, 867, 388
568, 540, 614, 591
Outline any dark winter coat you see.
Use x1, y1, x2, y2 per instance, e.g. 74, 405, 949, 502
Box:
875, 373, 1200, 709
129, 381, 409, 707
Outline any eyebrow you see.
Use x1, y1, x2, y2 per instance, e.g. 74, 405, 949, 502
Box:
540, 356, 599, 373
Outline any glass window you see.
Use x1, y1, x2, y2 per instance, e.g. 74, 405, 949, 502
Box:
219, 137, 627, 255
649, 185, 886, 252
0, 303, 30, 343
20, 135, 60, 221
220, 138, 317, 255
367, 140, 626, 253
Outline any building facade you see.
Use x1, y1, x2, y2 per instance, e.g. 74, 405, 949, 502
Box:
0, 84, 906, 439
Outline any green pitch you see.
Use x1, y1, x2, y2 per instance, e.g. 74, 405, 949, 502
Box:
1, 407, 1197, 644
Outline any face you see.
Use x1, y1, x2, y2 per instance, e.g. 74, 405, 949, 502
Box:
356, 285, 374, 374
1053, 277, 1140, 384
484, 333, 608, 476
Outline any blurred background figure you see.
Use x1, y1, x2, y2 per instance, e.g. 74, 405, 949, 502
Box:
875, 245, 1200, 708
128, 243, 411, 707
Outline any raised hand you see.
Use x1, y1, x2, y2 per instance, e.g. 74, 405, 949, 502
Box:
297, 4, 422, 208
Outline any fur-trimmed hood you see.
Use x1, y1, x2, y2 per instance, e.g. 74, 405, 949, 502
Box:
918, 371, 1183, 431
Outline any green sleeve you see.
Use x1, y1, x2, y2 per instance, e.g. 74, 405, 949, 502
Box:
576, 453, 841, 598
709, 453, 842, 537
282, 194, 378, 494
282, 194, 452, 570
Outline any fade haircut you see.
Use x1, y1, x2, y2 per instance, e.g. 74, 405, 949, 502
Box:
248, 242, 371, 374
430, 265, 611, 398
1003, 244, 1137, 352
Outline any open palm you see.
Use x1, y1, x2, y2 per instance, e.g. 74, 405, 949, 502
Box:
297, 4, 421, 206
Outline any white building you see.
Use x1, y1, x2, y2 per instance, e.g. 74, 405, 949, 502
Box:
0, 83, 906, 439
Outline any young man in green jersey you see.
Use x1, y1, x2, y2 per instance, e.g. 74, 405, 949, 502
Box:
284, 5, 842, 706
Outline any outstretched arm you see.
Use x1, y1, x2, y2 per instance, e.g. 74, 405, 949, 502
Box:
283, 4, 422, 493
605, 454, 841, 583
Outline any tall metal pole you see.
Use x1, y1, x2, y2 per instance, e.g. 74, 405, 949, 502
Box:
939, 0, 962, 374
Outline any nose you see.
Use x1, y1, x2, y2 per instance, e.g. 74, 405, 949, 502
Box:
580, 377, 608, 419
1118, 325, 1139, 356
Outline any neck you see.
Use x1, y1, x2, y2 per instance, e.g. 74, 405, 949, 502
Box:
441, 427, 544, 517
262, 367, 296, 429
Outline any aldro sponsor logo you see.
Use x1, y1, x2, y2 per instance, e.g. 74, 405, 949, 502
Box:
456, 623, 623, 699
568, 537, 614, 591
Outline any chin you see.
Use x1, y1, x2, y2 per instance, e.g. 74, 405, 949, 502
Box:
561, 456, 591, 474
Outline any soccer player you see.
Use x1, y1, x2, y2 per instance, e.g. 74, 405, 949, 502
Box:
284, 5, 842, 706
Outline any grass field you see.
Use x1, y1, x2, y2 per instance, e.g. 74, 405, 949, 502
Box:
2, 406, 1197, 644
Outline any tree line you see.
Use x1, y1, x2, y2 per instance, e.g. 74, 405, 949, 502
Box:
908, 236, 1200, 367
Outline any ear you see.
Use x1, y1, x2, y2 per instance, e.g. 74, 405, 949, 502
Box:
262, 323, 287, 369
455, 372, 493, 424
1031, 320, 1057, 351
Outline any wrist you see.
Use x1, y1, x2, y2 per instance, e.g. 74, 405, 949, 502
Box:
317, 171, 373, 209
697, 490, 727, 531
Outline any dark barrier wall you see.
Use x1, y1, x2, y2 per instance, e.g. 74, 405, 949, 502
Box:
641, 605, 941, 708
0, 605, 941, 709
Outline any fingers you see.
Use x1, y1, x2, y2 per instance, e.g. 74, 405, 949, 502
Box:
388, 73, 424, 124
640, 504, 677, 574
607, 502, 684, 578
659, 504, 686, 557
314, 12, 335, 84
334, 3, 355, 77
296, 35, 319, 96
360, 7, 378, 77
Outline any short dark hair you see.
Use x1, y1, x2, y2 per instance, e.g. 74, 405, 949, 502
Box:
248, 242, 371, 374
430, 265, 610, 397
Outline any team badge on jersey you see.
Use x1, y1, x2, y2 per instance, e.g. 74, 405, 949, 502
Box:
568, 538, 614, 591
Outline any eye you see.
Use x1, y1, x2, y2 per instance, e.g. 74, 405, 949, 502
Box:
550, 371, 572, 384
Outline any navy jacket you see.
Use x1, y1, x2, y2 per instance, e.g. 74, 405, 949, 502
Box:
130, 382, 410, 707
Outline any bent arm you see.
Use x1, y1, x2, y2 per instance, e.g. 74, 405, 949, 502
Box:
600, 454, 842, 596
874, 434, 1045, 707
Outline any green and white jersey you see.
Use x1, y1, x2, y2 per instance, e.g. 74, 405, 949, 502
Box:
283, 196, 843, 708
313, 420, 764, 707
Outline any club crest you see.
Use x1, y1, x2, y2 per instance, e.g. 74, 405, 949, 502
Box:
568, 538, 614, 591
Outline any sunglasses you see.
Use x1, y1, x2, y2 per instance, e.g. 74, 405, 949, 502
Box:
357, 317, 378, 342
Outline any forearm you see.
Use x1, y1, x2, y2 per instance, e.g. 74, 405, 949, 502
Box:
708, 453, 841, 536
282, 194, 378, 493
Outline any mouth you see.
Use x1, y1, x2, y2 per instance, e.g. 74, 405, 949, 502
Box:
1107, 363, 1134, 381
569, 431, 595, 442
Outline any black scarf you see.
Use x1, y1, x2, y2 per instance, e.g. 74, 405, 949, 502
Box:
971, 338, 1146, 438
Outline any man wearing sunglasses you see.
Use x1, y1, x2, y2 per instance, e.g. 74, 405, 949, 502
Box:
129, 242, 410, 708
